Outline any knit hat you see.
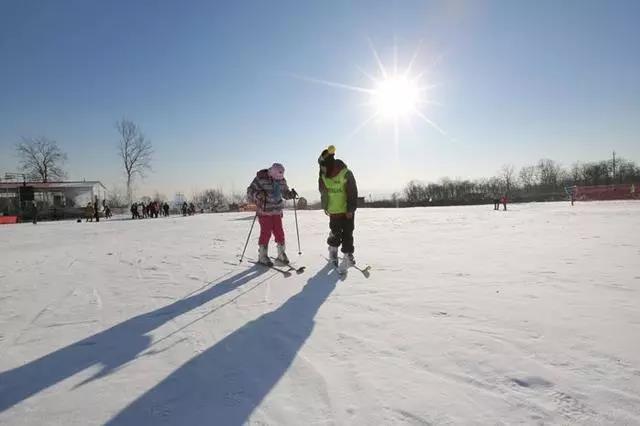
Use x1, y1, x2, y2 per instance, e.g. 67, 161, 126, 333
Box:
318, 145, 336, 165
268, 163, 285, 180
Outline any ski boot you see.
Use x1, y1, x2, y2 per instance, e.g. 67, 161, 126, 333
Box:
338, 252, 355, 274
276, 244, 290, 265
258, 245, 273, 267
344, 253, 355, 265
328, 246, 339, 267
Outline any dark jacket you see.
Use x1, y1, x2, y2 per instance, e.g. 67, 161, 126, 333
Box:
318, 159, 358, 215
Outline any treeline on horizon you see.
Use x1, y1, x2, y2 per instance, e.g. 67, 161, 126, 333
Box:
108, 155, 640, 210
367, 156, 640, 208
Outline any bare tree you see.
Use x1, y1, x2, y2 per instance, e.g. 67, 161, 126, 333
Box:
570, 162, 583, 185
519, 165, 537, 191
194, 188, 228, 212
116, 119, 153, 203
537, 159, 562, 189
16, 137, 67, 182
107, 186, 128, 208
499, 164, 516, 194
581, 161, 610, 185
229, 191, 247, 205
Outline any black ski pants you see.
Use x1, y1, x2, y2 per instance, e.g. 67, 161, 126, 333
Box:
327, 214, 355, 254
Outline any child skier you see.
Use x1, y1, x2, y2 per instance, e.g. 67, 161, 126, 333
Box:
318, 146, 358, 269
247, 163, 298, 266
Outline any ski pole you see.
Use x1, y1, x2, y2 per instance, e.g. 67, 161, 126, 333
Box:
239, 210, 258, 263
240, 193, 267, 263
293, 196, 302, 255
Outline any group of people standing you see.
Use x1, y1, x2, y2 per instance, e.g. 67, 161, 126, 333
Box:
181, 202, 197, 216
85, 197, 112, 222
493, 196, 508, 211
131, 201, 170, 219
247, 145, 358, 270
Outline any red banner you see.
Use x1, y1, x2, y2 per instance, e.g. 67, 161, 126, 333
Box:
574, 184, 639, 201
0, 216, 18, 224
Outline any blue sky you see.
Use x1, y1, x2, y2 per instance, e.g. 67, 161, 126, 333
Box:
1, 0, 639, 200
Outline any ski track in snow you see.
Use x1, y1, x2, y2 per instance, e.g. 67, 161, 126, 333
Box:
0, 201, 639, 425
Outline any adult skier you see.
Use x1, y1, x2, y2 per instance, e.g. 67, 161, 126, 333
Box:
247, 163, 297, 266
318, 145, 358, 268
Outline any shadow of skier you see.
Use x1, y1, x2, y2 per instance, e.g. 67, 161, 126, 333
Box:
0, 265, 269, 413
107, 263, 340, 425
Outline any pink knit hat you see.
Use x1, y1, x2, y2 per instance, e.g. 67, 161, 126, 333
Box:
268, 163, 285, 180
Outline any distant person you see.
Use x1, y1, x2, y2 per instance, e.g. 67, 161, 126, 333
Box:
318, 145, 358, 269
163, 203, 170, 217
182, 202, 188, 216
94, 196, 100, 222
131, 202, 138, 219
31, 201, 38, 224
501, 195, 508, 211
86, 202, 94, 222
247, 162, 297, 266
102, 199, 111, 219
493, 198, 500, 211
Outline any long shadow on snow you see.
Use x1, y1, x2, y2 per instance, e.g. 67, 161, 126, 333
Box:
108, 263, 340, 425
0, 266, 269, 413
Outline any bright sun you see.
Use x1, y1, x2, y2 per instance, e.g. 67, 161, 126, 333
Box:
371, 75, 421, 119
292, 40, 446, 143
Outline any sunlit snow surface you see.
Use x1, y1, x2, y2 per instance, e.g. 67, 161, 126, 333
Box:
1, 201, 639, 425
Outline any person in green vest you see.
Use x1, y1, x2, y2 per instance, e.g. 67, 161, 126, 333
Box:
318, 145, 358, 267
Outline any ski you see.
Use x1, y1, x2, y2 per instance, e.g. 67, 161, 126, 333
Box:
247, 260, 293, 277
323, 256, 371, 278
269, 257, 306, 274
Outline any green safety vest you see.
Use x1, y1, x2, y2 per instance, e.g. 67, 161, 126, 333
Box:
322, 168, 349, 214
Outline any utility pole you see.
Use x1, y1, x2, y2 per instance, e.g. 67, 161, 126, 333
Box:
612, 151, 616, 183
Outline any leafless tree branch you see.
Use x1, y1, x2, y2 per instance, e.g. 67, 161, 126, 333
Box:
116, 119, 153, 203
15, 137, 68, 182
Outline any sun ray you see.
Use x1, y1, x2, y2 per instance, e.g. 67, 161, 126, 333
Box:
394, 117, 399, 147
393, 36, 398, 75
356, 66, 378, 84
417, 99, 443, 107
348, 112, 380, 139
404, 40, 424, 76
416, 82, 438, 91
289, 40, 451, 145
289, 73, 373, 94
367, 37, 388, 78
413, 109, 449, 138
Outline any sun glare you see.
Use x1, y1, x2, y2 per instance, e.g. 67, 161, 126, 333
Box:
371, 76, 421, 119
291, 39, 447, 145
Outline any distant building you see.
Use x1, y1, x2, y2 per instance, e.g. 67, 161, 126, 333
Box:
172, 192, 187, 209
0, 180, 107, 220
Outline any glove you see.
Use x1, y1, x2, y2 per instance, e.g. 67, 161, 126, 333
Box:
255, 191, 266, 204
345, 212, 353, 219
290, 188, 298, 199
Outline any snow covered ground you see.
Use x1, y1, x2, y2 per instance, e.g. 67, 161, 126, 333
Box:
1, 201, 639, 425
